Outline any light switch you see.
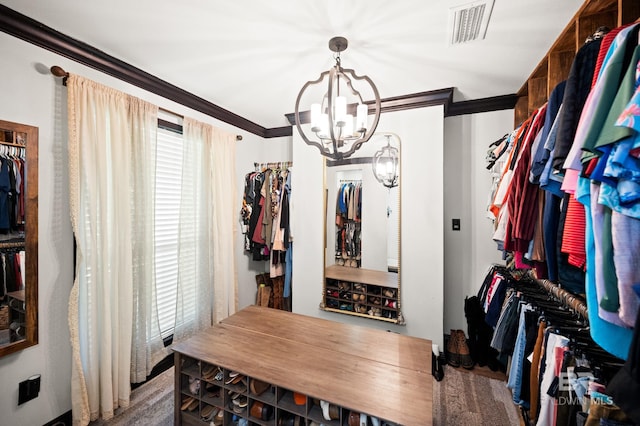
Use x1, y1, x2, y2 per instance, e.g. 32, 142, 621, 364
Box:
452, 218, 461, 231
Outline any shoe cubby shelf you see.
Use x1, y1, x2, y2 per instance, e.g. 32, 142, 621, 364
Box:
177, 354, 399, 426
172, 306, 432, 426
323, 265, 401, 323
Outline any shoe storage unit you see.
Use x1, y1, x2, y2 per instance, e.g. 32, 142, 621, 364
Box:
172, 306, 432, 426
323, 265, 402, 324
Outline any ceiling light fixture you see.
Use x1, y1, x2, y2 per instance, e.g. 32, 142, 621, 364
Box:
294, 36, 381, 160
372, 133, 400, 188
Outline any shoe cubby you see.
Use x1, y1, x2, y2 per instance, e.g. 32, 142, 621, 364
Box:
324, 277, 399, 323
276, 387, 306, 417
175, 351, 402, 425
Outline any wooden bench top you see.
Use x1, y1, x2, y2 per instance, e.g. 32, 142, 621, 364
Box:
221, 305, 431, 374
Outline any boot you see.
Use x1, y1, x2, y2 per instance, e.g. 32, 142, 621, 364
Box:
431, 344, 444, 381
260, 285, 271, 307
456, 330, 475, 369
446, 330, 460, 368
271, 275, 284, 310
256, 285, 263, 306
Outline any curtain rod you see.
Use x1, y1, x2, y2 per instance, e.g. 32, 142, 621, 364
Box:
50, 65, 242, 141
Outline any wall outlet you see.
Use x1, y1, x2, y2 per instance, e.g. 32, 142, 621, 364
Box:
18, 374, 40, 405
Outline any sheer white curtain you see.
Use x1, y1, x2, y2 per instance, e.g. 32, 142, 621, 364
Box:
211, 126, 239, 322
173, 118, 238, 342
67, 75, 166, 425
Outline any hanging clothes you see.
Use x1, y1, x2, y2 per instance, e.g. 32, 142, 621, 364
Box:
485, 23, 640, 365
334, 181, 361, 268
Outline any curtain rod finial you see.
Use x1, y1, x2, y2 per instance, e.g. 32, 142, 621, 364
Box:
50, 65, 68, 78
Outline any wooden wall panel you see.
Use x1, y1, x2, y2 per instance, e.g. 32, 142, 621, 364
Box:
528, 77, 548, 115
619, 0, 640, 25
578, 10, 617, 46
548, 50, 575, 95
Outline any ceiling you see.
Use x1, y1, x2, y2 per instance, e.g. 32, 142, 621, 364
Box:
2, 0, 584, 129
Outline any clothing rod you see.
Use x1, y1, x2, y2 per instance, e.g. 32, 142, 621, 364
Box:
0, 241, 25, 249
254, 161, 292, 169
534, 277, 588, 321
49, 65, 242, 141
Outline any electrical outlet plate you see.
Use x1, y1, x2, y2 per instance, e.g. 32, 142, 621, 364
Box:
18, 374, 40, 405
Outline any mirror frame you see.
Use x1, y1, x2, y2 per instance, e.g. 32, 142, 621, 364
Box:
320, 137, 403, 324
0, 119, 38, 357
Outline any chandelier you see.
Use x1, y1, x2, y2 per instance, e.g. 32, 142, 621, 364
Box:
372, 133, 400, 188
294, 36, 381, 160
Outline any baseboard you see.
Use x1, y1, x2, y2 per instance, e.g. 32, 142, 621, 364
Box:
44, 410, 72, 426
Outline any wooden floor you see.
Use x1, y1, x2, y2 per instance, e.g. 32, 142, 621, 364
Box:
173, 306, 433, 425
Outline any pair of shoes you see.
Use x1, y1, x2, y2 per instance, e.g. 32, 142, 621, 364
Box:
354, 304, 367, 314
446, 330, 475, 369
181, 395, 198, 411
383, 288, 396, 298
231, 394, 248, 414
384, 299, 396, 309
205, 382, 220, 398
225, 371, 246, 385
201, 404, 219, 421
352, 293, 366, 302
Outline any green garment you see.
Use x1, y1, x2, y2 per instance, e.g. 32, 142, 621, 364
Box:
580, 34, 639, 161
590, 45, 640, 155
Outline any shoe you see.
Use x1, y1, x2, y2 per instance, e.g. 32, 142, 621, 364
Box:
205, 383, 220, 398
181, 396, 195, 411
201, 405, 217, 420
431, 344, 444, 382
213, 409, 224, 425
446, 329, 460, 367
456, 330, 475, 369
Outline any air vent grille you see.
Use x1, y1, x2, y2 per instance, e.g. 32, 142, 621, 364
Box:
449, 0, 494, 45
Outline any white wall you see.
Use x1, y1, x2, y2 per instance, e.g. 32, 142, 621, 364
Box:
293, 107, 445, 348
443, 110, 512, 334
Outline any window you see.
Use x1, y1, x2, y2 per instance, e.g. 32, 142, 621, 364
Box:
154, 128, 183, 338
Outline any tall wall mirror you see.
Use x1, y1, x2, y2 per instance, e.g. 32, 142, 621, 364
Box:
321, 133, 403, 324
0, 119, 38, 357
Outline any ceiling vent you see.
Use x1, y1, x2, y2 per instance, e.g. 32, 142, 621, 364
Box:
448, 0, 495, 45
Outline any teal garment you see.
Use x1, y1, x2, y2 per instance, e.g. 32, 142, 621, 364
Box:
576, 176, 633, 360
599, 207, 619, 312
591, 45, 640, 152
